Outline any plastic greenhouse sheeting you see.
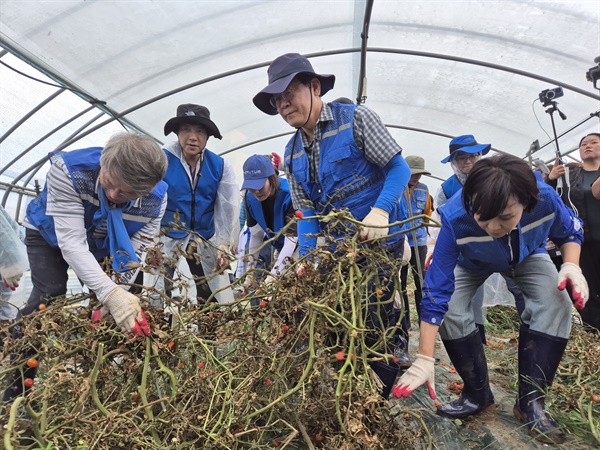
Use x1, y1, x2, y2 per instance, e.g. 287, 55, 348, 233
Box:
1, 0, 599, 220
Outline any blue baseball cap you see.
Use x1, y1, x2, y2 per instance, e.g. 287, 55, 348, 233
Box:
242, 155, 275, 190
441, 134, 491, 164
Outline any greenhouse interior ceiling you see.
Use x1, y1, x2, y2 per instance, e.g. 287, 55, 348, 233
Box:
1, 0, 599, 221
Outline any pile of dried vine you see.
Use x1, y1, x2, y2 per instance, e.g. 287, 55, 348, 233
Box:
1, 216, 424, 450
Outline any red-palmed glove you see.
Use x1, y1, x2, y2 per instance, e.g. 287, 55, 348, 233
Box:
391, 354, 436, 399
103, 287, 150, 335
271, 152, 282, 171
2, 273, 23, 291
557, 262, 589, 310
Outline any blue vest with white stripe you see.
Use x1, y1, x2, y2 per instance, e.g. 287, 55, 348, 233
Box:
245, 178, 292, 252
402, 182, 429, 247
161, 149, 223, 239
441, 181, 583, 274
26, 147, 167, 260
285, 103, 402, 244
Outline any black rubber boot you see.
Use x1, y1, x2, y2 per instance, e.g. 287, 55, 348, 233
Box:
513, 324, 568, 444
371, 360, 400, 399
476, 323, 487, 346
437, 329, 496, 418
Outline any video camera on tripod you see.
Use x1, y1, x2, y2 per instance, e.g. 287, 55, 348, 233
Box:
538, 86, 567, 164
586, 56, 600, 90
539, 87, 564, 107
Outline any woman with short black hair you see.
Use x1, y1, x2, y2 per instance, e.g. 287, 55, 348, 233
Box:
393, 154, 588, 444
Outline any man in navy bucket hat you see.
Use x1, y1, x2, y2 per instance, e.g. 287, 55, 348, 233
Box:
253, 53, 335, 116
253, 53, 412, 399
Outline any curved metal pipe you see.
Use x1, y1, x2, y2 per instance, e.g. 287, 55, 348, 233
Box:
0, 88, 65, 145
47, 47, 600, 152
5, 46, 598, 199
356, 0, 374, 104
0, 105, 95, 177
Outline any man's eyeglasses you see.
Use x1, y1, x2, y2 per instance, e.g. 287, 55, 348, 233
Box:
454, 153, 481, 163
269, 83, 305, 109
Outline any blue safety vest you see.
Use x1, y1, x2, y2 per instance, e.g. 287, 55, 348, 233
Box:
402, 182, 430, 247
245, 178, 292, 251
27, 147, 167, 261
161, 148, 223, 239
441, 181, 583, 274
285, 103, 402, 245
441, 174, 463, 200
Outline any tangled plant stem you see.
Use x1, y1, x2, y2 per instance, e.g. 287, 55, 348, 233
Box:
1, 210, 437, 449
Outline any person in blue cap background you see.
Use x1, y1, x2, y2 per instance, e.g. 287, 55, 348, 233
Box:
393, 154, 588, 444
241, 154, 297, 289
151, 104, 240, 305
253, 53, 411, 398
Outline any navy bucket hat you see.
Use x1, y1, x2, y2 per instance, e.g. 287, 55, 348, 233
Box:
441, 134, 491, 164
242, 155, 276, 190
253, 53, 336, 115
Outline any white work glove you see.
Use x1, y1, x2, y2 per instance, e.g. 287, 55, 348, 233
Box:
263, 274, 276, 286
2, 273, 23, 290
557, 262, 589, 310
243, 271, 256, 290
391, 354, 437, 399
359, 207, 390, 241
216, 243, 233, 269
103, 287, 150, 335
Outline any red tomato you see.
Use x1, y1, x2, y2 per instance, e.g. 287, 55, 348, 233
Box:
295, 211, 304, 219
24, 378, 34, 388
26, 358, 39, 368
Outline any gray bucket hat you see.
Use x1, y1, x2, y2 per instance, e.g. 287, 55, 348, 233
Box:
405, 155, 431, 176
253, 53, 335, 115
